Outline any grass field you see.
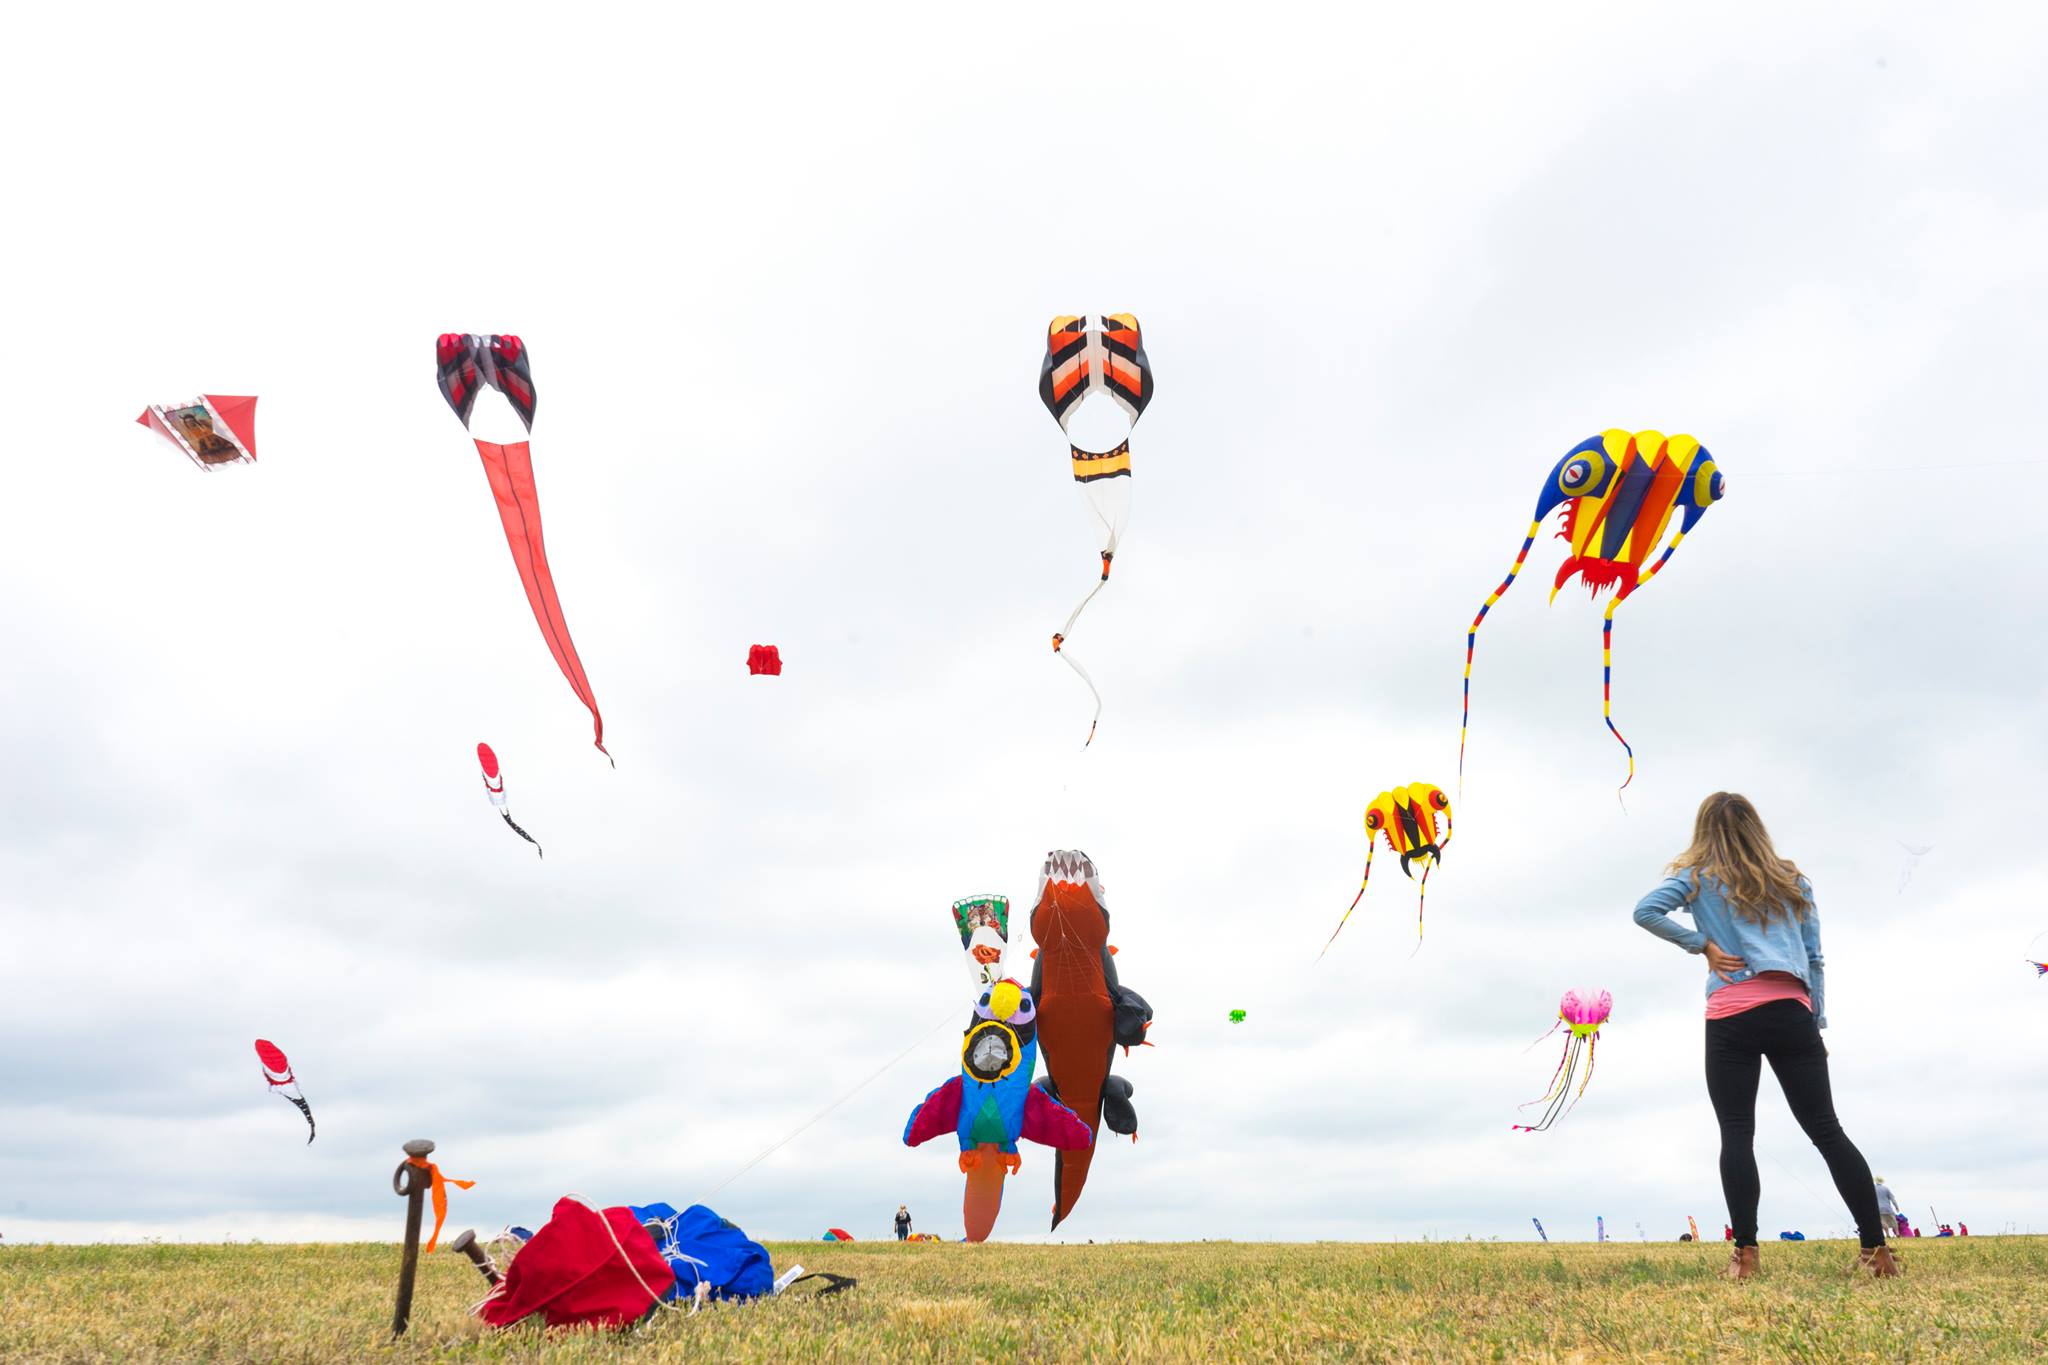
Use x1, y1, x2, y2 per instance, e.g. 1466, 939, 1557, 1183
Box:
2, 1235, 2044, 1362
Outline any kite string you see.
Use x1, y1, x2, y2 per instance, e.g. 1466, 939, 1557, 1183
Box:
692, 1005, 962, 1206
1740, 458, 2048, 477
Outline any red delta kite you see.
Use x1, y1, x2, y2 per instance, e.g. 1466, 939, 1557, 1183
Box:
137, 396, 258, 470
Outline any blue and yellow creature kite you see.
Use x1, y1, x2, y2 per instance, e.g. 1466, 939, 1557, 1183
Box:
1460, 430, 1725, 796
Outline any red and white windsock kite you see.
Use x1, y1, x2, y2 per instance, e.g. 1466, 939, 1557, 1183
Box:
477, 743, 543, 858
254, 1039, 315, 1143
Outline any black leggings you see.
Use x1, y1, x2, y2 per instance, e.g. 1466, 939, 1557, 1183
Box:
1705, 999, 1885, 1249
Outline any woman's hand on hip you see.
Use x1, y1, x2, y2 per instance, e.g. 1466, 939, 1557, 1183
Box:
1703, 940, 1747, 981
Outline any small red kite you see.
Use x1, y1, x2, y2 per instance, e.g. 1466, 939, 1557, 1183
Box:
747, 645, 783, 676
254, 1039, 314, 1143
477, 743, 543, 858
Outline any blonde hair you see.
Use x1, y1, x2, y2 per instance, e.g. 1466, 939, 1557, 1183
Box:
1669, 792, 1811, 925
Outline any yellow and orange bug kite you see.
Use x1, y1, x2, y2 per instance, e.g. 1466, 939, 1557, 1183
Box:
1319, 783, 1453, 956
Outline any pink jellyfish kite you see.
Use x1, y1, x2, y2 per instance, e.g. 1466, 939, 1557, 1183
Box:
1512, 989, 1610, 1133
254, 1039, 315, 1143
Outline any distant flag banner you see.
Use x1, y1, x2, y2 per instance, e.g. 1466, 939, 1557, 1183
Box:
1531, 1217, 1548, 1242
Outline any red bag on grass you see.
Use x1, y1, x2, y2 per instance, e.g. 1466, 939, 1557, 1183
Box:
476, 1197, 676, 1330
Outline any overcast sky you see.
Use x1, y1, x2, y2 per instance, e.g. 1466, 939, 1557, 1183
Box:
3, 3, 2044, 1247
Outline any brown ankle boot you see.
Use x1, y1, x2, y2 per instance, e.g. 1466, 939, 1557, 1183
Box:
1852, 1245, 1901, 1278
1726, 1245, 1760, 1280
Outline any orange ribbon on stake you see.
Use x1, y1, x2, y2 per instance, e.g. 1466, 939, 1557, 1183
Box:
403, 1156, 475, 1253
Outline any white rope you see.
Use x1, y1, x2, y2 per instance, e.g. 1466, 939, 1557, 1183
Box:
693, 1006, 962, 1205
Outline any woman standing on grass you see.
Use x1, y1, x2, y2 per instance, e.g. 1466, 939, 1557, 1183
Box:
1633, 792, 1899, 1280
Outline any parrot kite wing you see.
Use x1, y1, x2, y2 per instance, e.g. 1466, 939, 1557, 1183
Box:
1459, 430, 1724, 797
1319, 783, 1452, 958
1020, 1084, 1095, 1149
254, 1039, 314, 1143
437, 334, 609, 761
903, 1076, 964, 1145
137, 395, 258, 470
476, 743, 542, 858
1039, 314, 1154, 746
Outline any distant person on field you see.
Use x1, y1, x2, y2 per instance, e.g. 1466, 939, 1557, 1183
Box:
1873, 1177, 1901, 1237
894, 1204, 911, 1241
1634, 792, 1898, 1280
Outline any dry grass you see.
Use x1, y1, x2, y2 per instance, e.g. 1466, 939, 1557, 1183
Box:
2, 1236, 2044, 1362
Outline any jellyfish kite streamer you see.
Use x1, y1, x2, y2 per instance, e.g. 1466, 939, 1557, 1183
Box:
1460, 430, 1724, 796
1512, 989, 1611, 1133
1038, 314, 1154, 746
437, 334, 610, 761
254, 1039, 314, 1143
477, 743, 542, 858
1318, 783, 1452, 957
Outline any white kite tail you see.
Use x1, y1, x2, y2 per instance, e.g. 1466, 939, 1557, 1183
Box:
1052, 455, 1129, 748
1052, 571, 1110, 747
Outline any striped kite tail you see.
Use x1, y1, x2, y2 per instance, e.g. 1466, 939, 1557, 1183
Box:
1601, 608, 1635, 804
1600, 529, 1685, 804
1317, 842, 1375, 962
1414, 858, 1434, 946
1461, 521, 1540, 798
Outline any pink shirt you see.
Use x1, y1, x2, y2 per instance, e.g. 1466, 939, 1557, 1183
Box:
1705, 970, 1811, 1020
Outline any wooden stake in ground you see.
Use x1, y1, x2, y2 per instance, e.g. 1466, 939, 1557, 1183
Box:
391, 1139, 435, 1336
448, 1228, 501, 1286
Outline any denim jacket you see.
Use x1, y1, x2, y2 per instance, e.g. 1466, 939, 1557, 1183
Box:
1632, 872, 1826, 1029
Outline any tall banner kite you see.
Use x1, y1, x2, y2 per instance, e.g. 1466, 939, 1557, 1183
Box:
437, 334, 610, 761
953, 895, 1010, 995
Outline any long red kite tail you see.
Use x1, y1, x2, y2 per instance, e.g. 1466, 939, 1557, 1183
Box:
1462, 520, 1540, 800
473, 439, 609, 760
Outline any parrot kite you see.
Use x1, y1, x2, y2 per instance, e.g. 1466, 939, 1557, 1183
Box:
903, 978, 1092, 1242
